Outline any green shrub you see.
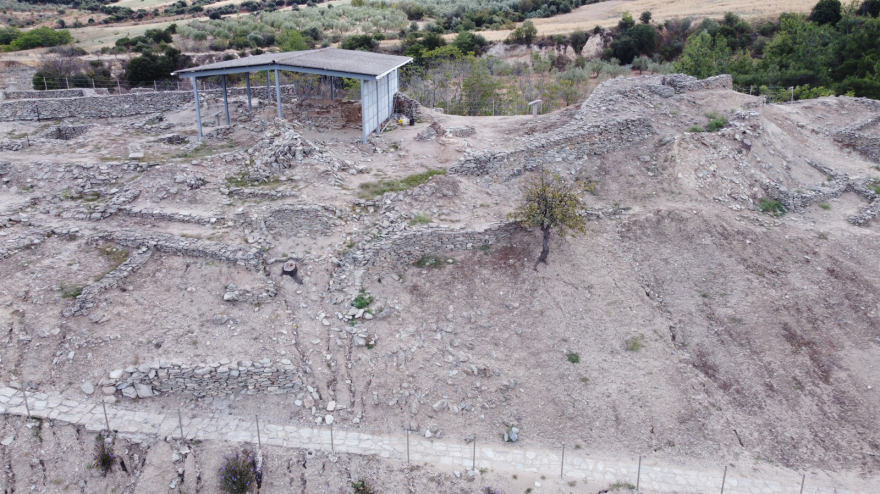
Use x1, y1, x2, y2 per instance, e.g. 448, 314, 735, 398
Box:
758, 198, 786, 215
409, 214, 431, 225
219, 449, 258, 494
414, 254, 444, 268
566, 352, 580, 364
706, 115, 728, 131
93, 436, 115, 476
351, 479, 376, 494
353, 291, 374, 309
358, 169, 445, 198
625, 335, 643, 352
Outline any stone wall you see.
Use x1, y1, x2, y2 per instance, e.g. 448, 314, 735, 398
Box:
100, 357, 308, 399
236, 204, 342, 238
92, 229, 264, 269
2, 88, 84, 100
69, 248, 153, 316
834, 114, 880, 163
449, 116, 655, 179
347, 222, 519, 267
0, 85, 303, 121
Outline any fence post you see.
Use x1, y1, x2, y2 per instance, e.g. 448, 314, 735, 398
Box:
102, 401, 110, 432
406, 429, 410, 464
560, 443, 565, 478
720, 465, 727, 494
637, 455, 641, 490
65, 77, 69, 89
92, 78, 96, 90
43, 77, 47, 91
21, 389, 30, 418
330, 422, 334, 452
472, 436, 476, 470
799, 474, 805, 494
255, 415, 262, 449
116, 78, 121, 94
178, 409, 184, 439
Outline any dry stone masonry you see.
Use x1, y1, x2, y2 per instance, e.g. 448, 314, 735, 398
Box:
0, 84, 304, 121
92, 229, 264, 269
99, 357, 309, 399
834, 112, 880, 163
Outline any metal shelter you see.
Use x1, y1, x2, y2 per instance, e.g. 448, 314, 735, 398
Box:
172, 48, 412, 143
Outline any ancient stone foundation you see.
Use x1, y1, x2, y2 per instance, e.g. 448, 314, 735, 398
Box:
100, 357, 308, 399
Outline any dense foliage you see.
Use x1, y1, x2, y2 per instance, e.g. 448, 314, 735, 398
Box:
0, 26, 72, 51
673, 1, 880, 99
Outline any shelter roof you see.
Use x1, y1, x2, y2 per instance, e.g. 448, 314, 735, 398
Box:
173, 48, 411, 80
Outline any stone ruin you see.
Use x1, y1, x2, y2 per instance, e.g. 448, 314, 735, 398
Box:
41, 124, 91, 140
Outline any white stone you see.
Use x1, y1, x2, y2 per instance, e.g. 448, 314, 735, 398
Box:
324, 414, 334, 425
0, 435, 13, 446
80, 382, 95, 395
326, 401, 336, 412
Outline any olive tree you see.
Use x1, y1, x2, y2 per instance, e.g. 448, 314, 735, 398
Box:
510, 172, 587, 267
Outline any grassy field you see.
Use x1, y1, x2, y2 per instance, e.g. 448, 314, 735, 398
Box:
476, 0, 818, 41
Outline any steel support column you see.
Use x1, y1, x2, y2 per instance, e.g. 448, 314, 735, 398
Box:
274, 69, 282, 119
266, 70, 271, 103
245, 72, 252, 112
361, 80, 367, 144
221, 74, 230, 126
192, 77, 203, 139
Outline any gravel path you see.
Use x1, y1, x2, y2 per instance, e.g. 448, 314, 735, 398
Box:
0, 386, 870, 494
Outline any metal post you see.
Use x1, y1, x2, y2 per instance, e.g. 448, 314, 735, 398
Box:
255, 415, 262, 449
274, 69, 282, 119
92, 78, 95, 89
43, 77, 47, 90
221, 74, 230, 126
472, 436, 476, 470
637, 455, 641, 490
177, 81, 180, 91
406, 429, 410, 464
330, 422, 334, 452
791, 87, 794, 103
560, 443, 565, 478
799, 474, 805, 494
720, 466, 727, 494
266, 70, 271, 103
361, 80, 367, 144
21, 389, 30, 417
192, 77, 203, 139
330, 76, 335, 100
102, 401, 110, 432
65, 77, 69, 89
116, 78, 120, 94
154, 81, 157, 91
245, 72, 252, 112
178, 409, 184, 439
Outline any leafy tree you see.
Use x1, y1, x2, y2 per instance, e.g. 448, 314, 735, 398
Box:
277, 30, 307, 51
675, 31, 732, 78
569, 29, 588, 54
640, 11, 652, 24
509, 171, 587, 268
618, 11, 635, 30
508, 20, 537, 45
858, 0, 880, 17
809, 0, 842, 25
452, 30, 487, 55
342, 34, 378, 51
4, 27, 72, 51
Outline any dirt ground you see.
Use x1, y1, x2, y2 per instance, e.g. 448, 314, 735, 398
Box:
0, 76, 879, 494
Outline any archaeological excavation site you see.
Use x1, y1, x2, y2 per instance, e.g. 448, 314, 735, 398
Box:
0, 66, 878, 494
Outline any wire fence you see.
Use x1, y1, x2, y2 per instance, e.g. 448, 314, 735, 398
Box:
734, 84, 797, 104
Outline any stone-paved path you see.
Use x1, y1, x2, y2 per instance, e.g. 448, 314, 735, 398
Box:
0, 387, 872, 494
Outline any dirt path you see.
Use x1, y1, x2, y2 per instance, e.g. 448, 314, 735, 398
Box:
1, 386, 872, 494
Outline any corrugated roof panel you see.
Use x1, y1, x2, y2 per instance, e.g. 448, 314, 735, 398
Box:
175, 48, 411, 78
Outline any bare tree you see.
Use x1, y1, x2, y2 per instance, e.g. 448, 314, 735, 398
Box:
510, 171, 588, 268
